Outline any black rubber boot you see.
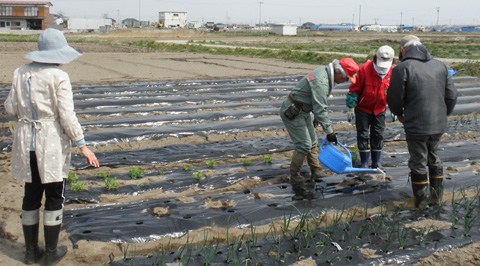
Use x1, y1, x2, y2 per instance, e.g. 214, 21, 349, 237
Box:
23, 224, 45, 264
411, 172, 429, 209
44, 224, 67, 266
22, 209, 44, 265
371, 150, 382, 168
359, 151, 370, 168
429, 167, 444, 206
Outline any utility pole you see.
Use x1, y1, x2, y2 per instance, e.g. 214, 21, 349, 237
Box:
358, 5, 361, 27
258, 2, 263, 27
352, 14, 354, 25
117, 9, 120, 24
400, 11, 403, 25
138, 0, 141, 21
436, 7, 440, 27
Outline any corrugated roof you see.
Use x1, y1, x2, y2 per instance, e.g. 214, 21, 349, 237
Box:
0, 1, 52, 6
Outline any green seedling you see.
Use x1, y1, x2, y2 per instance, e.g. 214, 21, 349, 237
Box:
398, 224, 410, 250
350, 145, 359, 165
417, 228, 428, 246
193, 171, 203, 181
344, 207, 358, 232
70, 182, 84, 192
249, 222, 257, 247
282, 211, 293, 236
463, 199, 477, 236
242, 159, 253, 166
261, 155, 273, 164
207, 159, 217, 168
97, 172, 108, 179
235, 234, 244, 252
158, 169, 165, 175
105, 177, 119, 190
67, 171, 78, 184
184, 164, 194, 171
332, 205, 345, 228
123, 244, 136, 265
129, 167, 144, 179
356, 222, 369, 240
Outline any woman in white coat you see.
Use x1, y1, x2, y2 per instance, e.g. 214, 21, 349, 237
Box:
4, 28, 99, 266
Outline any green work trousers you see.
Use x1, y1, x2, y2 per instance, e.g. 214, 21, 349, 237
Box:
280, 99, 317, 155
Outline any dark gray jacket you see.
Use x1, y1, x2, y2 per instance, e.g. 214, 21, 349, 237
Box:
387, 45, 457, 135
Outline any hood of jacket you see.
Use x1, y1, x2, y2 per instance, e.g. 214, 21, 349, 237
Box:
401, 45, 432, 62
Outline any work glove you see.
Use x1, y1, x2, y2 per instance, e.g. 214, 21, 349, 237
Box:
346, 92, 359, 108
313, 118, 319, 128
391, 113, 397, 122
347, 108, 355, 123
326, 132, 337, 145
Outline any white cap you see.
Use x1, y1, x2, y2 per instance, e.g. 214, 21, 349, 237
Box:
375, 45, 394, 69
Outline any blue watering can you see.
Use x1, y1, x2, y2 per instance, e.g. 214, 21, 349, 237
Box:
318, 139, 385, 179
448, 68, 463, 76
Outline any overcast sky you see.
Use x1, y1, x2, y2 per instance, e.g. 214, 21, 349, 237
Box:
50, 0, 479, 26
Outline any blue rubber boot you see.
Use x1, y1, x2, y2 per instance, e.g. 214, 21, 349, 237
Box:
359, 151, 370, 168
371, 150, 382, 168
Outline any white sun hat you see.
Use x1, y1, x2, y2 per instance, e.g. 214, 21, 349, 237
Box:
375, 45, 394, 69
24, 28, 82, 65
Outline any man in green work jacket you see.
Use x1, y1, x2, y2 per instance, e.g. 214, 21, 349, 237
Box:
280, 58, 359, 183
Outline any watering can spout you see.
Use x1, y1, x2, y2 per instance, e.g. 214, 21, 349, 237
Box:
318, 139, 386, 182
343, 167, 378, 173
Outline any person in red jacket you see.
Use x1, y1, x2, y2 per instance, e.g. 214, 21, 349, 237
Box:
346, 45, 394, 168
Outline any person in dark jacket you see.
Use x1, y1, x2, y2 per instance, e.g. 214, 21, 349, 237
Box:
387, 35, 457, 208
347, 45, 394, 169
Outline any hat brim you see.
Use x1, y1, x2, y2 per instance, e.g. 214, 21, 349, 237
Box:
25, 45, 82, 65
376, 59, 393, 69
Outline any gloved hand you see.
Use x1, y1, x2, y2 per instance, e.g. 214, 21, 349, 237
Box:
391, 113, 397, 122
313, 119, 319, 128
346, 92, 359, 108
326, 132, 337, 145
347, 108, 355, 122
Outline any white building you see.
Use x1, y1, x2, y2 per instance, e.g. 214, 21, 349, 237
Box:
158, 11, 187, 28
271, 24, 297, 35
67, 18, 112, 32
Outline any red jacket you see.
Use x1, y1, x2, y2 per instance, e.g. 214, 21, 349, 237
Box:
349, 60, 393, 116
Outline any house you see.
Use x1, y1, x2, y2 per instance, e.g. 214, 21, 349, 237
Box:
122, 18, 149, 28
271, 24, 297, 36
66, 18, 113, 32
158, 11, 187, 28
0, 1, 52, 30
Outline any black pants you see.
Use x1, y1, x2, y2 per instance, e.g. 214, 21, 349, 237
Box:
22, 151, 65, 211
355, 108, 386, 152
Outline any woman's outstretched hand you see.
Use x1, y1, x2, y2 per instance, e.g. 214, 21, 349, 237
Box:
80, 146, 100, 168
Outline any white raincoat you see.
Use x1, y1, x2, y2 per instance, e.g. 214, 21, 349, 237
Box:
5, 63, 84, 184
